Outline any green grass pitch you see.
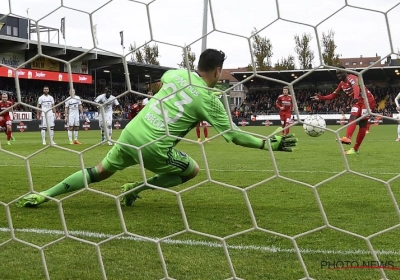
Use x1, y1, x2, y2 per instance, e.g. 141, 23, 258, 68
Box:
1, 125, 400, 280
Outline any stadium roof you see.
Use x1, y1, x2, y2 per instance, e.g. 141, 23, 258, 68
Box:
231, 66, 400, 87
0, 35, 173, 83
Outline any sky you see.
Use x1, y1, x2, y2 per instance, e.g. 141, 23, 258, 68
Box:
2, 0, 400, 69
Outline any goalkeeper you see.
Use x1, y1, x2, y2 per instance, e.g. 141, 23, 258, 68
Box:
17, 49, 297, 208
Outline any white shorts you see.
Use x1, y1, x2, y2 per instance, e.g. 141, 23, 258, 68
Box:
68, 114, 80, 127
99, 114, 112, 127
41, 113, 55, 128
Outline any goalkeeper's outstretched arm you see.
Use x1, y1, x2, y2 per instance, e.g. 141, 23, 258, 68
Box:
230, 129, 298, 152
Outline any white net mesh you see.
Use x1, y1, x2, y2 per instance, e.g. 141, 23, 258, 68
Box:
1, 0, 400, 279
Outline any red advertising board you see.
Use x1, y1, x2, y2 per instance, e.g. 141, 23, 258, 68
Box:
0, 66, 92, 84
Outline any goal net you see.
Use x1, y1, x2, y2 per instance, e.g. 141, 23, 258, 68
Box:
1, 0, 400, 279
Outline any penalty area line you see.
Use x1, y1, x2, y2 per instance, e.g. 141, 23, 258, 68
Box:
0, 164, 399, 175
0, 227, 399, 256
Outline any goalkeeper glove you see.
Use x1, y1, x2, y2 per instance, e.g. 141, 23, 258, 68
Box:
263, 133, 298, 152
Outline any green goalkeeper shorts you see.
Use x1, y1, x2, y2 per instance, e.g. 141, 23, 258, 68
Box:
101, 132, 196, 176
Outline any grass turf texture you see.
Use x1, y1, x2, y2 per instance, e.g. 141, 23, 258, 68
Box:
1, 125, 400, 280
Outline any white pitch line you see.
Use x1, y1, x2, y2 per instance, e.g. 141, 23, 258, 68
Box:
0, 164, 399, 175
0, 227, 399, 256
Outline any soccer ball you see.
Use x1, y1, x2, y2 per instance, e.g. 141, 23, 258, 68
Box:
303, 115, 326, 137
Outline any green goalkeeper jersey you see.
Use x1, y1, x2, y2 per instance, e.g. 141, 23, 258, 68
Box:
124, 69, 236, 149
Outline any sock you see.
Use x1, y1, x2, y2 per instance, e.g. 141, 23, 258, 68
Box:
353, 127, 367, 151
101, 129, 104, 139
196, 126, 200, 138
134, 174, 187, 194
42, 167, 100, 198
50, 128, 54, 142
68, 130, 72, 141
74, 131, 78, 140
346, 120, 357, 139
41, 130, 46, 142
284, 123, 290, 135
6, 130, 11, 141
398, 125, 400, 137
282, 122, 286, 135
204, 126, 208, 138
108, 127, 112, 139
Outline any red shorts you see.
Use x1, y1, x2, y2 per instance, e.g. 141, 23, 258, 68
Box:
351, 100, 376, 119
279, 112, 291, 123
1, 114, 11, 126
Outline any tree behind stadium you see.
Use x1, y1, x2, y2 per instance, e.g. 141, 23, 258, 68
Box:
321, 30, 341, 66
274, 54, 296, 70
248, 28, 273, 71
294, 33, 314, 69
177, 46, 196, 70
129, 42, 160, 65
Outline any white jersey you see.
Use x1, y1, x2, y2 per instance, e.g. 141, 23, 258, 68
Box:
395, 92, 400, 110
38, 94, 55, 113
95, 94, 119, 116
65, 96, 82, 115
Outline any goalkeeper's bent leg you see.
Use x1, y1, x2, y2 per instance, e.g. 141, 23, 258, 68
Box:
41, 166, 104, 198
132, 152, 199, 195
132, 174, 193, 194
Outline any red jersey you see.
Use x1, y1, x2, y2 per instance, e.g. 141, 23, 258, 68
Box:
129, 103, 145, 120
276, 95, 292, 112
332, 74, 374, 104
0, 100, 13, 120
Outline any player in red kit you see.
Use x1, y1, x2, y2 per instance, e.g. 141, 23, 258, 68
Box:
276, 86, 293, 135
129, 98, 145, 120
312, 66, 376, 155
0, 115, 6, 131
196, 121, 209, 142
0, 93, 15, 145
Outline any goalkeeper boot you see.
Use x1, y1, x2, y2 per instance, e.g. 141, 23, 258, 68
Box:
16, 193, 47, 208
11, 135, 15, 141
345, 148, 359, 155
7, 141, 11, 145
120, 183, 141, 206
340, 137, 351, 145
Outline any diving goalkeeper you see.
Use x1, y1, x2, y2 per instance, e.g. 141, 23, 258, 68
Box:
17, 49, 298, 208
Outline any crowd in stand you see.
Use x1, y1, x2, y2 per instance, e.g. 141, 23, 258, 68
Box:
2, 78, 400, 120
232, 85, 400, 119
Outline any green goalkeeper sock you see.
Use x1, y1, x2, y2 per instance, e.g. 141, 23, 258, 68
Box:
134, 174, 187, 194
42, 168, 100, 198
